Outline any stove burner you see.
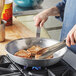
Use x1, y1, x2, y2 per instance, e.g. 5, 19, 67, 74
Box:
32, 66, 41, 70
0, 55, 76, 76
27, 67, 48, 76
24, 66, 27, 70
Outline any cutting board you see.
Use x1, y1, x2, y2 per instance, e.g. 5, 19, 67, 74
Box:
0, 17, 35, 55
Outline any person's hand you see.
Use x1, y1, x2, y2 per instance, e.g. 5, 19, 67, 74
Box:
34, 7, 60, 27
66, 25, 76, 47
34, 10, 49, 27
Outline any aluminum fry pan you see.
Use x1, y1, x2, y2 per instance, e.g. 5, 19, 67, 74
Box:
5, 37, 67, 67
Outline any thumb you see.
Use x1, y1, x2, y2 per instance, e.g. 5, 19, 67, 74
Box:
40, 20, 45, 27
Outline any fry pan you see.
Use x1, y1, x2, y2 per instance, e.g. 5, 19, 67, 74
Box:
5, 37, 67, 67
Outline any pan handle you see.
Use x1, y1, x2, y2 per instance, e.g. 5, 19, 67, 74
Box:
36, 27, 41, 38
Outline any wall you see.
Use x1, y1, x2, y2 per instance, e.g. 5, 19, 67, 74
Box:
42, 0, 62, 40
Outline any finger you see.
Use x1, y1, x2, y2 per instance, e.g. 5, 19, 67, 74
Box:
33, 16, 36, 20
74, 31, 76, 43
35, 18, 41, 27
40, 20, 45, 27
70, 33, 75, 45
66, 35, 71, 47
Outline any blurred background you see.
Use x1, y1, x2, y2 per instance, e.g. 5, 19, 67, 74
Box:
13, 0, 62, 40
43, 0, 62, 40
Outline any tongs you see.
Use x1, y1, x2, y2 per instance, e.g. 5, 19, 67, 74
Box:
36, 26, 66, 59
37, 40, 66, 59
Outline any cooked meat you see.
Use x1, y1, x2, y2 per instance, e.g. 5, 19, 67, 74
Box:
35, 54, 53, 59
14, 46, 53, 60
45, 55, 53, 59
35, 48, 48, 59
14, 50, 31, 59
35, 54, 41, 59
35, 48, 53, 59
36, 48, 48, 55
27, 46, 42, 56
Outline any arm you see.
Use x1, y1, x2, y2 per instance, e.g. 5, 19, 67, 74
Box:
34, 7, 60, 27
34, 0, 66, 27
42, 0, 67, 17
56, 0, 66, 21
43, 6, 60, 16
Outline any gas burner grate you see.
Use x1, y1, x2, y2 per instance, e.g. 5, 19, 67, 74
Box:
0, 55, 27, 76
0, 55, 76, 76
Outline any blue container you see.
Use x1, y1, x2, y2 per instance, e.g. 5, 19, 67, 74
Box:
14, 0, 44, 7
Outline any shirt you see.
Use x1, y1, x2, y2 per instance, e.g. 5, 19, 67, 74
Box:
56, 0, 76, 53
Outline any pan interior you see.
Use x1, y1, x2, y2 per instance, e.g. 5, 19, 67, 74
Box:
6, 38, 67, 59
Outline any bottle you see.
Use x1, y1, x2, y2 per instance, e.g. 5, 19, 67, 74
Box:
2, 0, 13, 26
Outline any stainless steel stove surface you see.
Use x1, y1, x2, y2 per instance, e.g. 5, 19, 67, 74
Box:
0, 55, 76, 76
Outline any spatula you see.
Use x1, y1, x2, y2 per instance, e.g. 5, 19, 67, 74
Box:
36, 26, 41, 38
0, 0, 5, 24
37, 40, 66, 59
25, 26, 41, 49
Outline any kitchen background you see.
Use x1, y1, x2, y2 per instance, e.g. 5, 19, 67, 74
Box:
0, 1, 76, 76
13, 0, 62, 40
43, 0, 62, 40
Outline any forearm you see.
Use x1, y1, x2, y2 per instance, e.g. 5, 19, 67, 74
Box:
44, 6, 60, 16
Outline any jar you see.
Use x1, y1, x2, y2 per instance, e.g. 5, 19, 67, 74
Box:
0, 20, 6, 42
2, 0, 13, 26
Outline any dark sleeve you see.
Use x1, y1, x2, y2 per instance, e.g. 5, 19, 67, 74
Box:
55, 0, 66, 21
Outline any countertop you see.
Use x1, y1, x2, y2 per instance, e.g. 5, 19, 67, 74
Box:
0, 17, 35, 55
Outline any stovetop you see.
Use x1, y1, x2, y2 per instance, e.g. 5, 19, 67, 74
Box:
0, 55, 76, 76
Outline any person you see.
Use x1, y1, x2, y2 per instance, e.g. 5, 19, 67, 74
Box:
34, 0, 76, 53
